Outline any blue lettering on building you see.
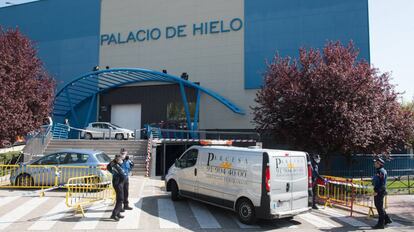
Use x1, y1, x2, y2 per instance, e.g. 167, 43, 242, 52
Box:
100, 18, 243, 46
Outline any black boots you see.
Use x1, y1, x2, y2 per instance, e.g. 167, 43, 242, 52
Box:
372, 217, 392, 229
385, 217, 393, 225
124, 205, 133, 210
371, 224, 384, 229
110, 215, 119, 221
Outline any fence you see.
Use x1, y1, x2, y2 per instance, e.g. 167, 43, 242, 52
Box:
22, 124, 53, 159
65, 174, 115, 217
0, 164, 109, 196
146, 125, 260, 141
317, 175, 386, 217
320, 154, 414, 178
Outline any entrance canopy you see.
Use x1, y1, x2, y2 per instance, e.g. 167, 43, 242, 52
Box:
53, 68, 245, 130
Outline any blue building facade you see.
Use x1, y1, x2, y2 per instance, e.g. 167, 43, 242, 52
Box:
0, 0, 370, 131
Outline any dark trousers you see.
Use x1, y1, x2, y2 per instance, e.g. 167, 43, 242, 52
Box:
123, 178, 129, 207
112, 181, 124, 217
312, 184, 318, 207
374, 191, 390, 226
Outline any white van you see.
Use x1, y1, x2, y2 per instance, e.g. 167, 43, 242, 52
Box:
165, 146, 311, 224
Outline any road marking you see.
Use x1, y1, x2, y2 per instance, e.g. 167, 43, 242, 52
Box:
298, 212, 338, 228
72, 202, 110, 230
116, 178, 146, 229
188, 201, 221, 229
116, 198, 141, 229
157, 199, 180, 228
320, 208, 369, 227
230, 215, 260, 229
0, 196, 19, 208
28, 200, 69, 230
0, 197, 49, 230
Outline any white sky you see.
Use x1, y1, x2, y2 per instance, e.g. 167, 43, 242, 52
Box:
1, 0, 413, 102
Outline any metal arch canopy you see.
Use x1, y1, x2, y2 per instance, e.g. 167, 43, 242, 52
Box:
53, 68, 245, 129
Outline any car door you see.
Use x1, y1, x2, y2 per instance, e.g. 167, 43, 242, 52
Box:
33, 153, 61, 186
91, 123, 103, 138
176, 149, 198, 198
100, 123, 112, 139
59, 152, 91, 185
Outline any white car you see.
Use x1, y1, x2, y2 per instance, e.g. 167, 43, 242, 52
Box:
82, 122, 134, 140
165, 145, 311, 224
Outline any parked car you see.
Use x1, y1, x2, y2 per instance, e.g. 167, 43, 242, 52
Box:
10, 149, 111, 187
165, 146, 310, 224
82, 122, 134, 140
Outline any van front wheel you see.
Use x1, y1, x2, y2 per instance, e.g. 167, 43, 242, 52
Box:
170, 181, 180, 201
237, 198, 256, 225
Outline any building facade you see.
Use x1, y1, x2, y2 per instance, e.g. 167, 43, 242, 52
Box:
0, 0, 370, 132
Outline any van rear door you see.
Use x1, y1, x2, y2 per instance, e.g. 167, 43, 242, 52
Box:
268, 153, 292, 213
269, 152, 308, 213
289, 154, 308, 210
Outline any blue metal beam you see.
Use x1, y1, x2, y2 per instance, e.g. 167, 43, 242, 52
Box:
179, 82, 192, 130
84, 94, 96, 128
64, 88, 80, 127
193, 89, 201, 131
53, 68, 245, 129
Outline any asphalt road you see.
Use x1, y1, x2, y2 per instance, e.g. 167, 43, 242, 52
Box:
0, 176, 412, 232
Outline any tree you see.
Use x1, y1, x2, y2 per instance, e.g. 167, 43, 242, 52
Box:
253, 41, 414, 157
0, 27, 55, 147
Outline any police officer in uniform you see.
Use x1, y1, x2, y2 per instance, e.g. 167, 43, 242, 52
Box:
372, 157, 392, 229
311, 154, 326, 209
120, 148, 134, 211
109, 154, 126, 221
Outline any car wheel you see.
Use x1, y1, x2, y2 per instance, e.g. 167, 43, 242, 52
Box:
237, 198, 256, 225
115, 133, 124, 140
15, 173, 34, 187
84, 133, 92, 140
170, 181, 180, 201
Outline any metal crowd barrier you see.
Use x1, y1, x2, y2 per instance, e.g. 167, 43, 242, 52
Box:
0, 164, 109, 196
65, 173, 115, 217
317, 175, 387, 217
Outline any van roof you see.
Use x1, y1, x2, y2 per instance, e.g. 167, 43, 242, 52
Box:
194, 145, 305, 154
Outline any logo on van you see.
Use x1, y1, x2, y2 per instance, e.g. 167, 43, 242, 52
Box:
219, 161, 232, 169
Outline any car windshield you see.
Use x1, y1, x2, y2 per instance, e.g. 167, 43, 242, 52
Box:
95, 153, 111, 163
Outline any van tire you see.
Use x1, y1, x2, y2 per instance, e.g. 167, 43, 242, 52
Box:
236, 198, 256, 225
170, 181, 180, 201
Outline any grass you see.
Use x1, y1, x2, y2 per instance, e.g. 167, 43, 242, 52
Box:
359, 179, 414, 194
0, 151, 21, 165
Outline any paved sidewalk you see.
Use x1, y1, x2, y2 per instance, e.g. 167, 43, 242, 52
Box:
385, 194, 414, 224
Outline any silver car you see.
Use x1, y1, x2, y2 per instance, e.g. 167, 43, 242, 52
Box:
82, 122, 135, 140
10, 149, 112, 187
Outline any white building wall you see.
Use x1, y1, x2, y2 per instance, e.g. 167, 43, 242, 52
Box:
99, 0, 256, 130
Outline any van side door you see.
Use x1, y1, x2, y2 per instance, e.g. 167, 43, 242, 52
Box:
175, 149, 198, 198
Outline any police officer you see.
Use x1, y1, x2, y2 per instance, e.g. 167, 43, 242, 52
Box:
372, 157, 392, 229
311, 154, 326, 209
109, 153, 126, 221
120, 148, 134, 211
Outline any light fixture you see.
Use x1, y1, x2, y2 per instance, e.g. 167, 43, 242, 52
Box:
181, 72, 188, 80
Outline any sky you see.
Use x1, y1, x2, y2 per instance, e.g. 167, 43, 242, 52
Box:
1, 0, 413, 102
369, 0, 414, 103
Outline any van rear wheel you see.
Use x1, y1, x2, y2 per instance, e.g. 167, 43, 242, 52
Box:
170, 181, 180, 201
236, 198, 256, 225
